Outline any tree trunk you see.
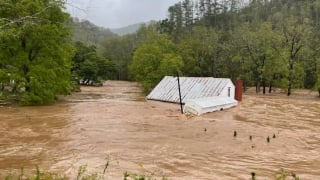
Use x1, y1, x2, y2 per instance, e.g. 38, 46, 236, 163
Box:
243, 81, 246, 92
22, 64, 30, 92
269, 81, 272, 93
211, 58, 214, 77
287, 81, 292, 96
287, 59, 294, 96
262, 79, 266, 94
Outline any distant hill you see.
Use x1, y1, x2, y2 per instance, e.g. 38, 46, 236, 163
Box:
68, 18, 117, 46
110, 21, 156, 36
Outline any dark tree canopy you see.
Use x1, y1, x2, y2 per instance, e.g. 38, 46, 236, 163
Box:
72, 41, 117, 86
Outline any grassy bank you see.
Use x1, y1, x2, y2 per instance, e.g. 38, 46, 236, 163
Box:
2, 166, 300, 180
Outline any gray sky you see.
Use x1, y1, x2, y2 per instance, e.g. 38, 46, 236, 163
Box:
66, 0, 179, 28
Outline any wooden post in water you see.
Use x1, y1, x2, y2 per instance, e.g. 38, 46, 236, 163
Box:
177, 73, 183, 114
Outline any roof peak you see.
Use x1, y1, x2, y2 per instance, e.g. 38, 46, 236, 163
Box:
165, 76, 231, 80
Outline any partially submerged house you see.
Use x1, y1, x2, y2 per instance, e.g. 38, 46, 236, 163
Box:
147, 76, 242, 115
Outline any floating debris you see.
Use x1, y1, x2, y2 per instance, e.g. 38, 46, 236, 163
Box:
251, 172, 256, 180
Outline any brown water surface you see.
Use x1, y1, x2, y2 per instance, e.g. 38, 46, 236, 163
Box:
0, 81, 320, 179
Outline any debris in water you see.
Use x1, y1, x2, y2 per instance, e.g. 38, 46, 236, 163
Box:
267, 136, 270, 143
250, 135, 252, 141
234, 131, 237, 137
251, 172, 256, 180
273, 134, 276, 138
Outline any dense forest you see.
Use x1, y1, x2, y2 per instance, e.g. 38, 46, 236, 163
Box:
1, 0, 320, 105
104, 0, 320, 96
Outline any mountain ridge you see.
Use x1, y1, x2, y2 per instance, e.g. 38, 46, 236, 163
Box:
110, 21, 155, 35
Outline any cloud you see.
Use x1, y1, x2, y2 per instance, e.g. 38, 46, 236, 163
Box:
67, 0, 179, 28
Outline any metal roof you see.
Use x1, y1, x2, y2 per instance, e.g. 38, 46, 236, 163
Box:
184, 96, 238, 115
146, 76, 233, 103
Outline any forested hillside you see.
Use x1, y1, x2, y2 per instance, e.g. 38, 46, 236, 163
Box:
102, 0, 320, 96
110, 22, 146, 36
68, 18, 117, 51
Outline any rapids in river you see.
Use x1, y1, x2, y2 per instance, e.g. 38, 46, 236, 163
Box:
0, 81, 319, 179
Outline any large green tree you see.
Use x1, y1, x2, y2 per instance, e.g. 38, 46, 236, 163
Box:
280, 18, 312, 96
0, 0, 74, 105
235, 22, 286, 93
178, 26, 218, 77
129, 33, 183, 91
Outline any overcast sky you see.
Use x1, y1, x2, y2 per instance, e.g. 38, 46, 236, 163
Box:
66, 0, 179, 28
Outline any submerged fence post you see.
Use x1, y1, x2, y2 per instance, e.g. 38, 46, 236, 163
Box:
177, 73, 183, 114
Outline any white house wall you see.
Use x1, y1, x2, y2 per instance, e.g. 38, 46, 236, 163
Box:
219, 80, 236, 99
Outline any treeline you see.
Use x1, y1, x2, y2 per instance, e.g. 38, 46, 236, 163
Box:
102, 0, 320, 96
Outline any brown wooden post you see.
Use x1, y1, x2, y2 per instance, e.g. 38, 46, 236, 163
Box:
235, 80, 243, 101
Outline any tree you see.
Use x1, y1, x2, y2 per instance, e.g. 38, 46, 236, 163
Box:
0, 0, 74, 105
182, 0, 194, 28
281, 17, 312, 96
167, 2, 184, 41
72, 42, 116, 85
236, 22, 285, 93
178, 26, 218, 77
102, 24, 159, 81
129, 33, 183, 91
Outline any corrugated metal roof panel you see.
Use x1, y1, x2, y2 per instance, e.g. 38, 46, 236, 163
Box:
147, 76, 234, 103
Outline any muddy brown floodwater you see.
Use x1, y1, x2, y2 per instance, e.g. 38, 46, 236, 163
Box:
0, 81, 320, 179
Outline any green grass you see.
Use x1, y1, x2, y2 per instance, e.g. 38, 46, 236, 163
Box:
3, 165, 300, 180
3, 160, 166, 180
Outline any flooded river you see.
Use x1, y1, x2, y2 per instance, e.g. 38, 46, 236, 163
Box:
0, 81, 320, 179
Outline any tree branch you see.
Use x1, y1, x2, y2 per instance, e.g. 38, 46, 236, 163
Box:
0, 5, 54, 29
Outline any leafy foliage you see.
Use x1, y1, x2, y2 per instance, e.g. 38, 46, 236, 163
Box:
72, 42, 117, 86
129, 32, 183, 91
0, 0, 74, 105
101, 0, 320, 96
